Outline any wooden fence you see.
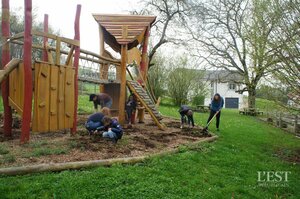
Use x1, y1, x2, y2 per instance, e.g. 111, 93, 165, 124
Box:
264, 112, 299, 135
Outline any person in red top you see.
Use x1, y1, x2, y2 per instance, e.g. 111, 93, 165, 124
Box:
89, 93, 113, 112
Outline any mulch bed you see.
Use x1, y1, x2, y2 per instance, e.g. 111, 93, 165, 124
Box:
0, 114, 212, 168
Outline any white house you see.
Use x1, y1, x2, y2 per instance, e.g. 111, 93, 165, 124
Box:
203, 70, 245, 109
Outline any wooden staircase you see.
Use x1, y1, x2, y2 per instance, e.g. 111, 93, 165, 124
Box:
127, 80, 165, 130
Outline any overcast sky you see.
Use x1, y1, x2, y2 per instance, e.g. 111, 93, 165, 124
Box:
8, 0, 140, 53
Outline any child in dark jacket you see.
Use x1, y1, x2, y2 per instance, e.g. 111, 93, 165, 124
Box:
101, 116, 123, 143
126, 95, 137, 125
179, 105, 195, 129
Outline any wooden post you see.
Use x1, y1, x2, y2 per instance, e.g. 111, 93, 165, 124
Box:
278, 113, 282, 127
42, 14, 48, 62
294, 115, 299, 134
276, 112, 279, 126
1, 0, 13, 137
116, 66, 121, 81
71, 4, 81, 135
137, 107, 145, 123
99, 25, 105, 92
20, 0, 33, 143
118, 44, 128, 124
139, 26, 150, 83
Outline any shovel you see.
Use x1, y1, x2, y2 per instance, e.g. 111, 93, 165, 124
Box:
201, 111, 219, 135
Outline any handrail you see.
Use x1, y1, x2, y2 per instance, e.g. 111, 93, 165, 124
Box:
80, 48, 121, 65
31, 30, 80, 47
9, 32, 25, 41
5, 30, 121, 65
126, 67, 135, 81
6, 31, 80, 47
10, 40, 120, 66
0, 58, 22, 83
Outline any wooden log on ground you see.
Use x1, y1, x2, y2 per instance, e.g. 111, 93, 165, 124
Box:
0, 156, 146, 176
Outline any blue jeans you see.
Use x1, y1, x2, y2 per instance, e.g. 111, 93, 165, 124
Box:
103, 100, 113, 108
102, 130, 117, 139
85, 121, 101, 132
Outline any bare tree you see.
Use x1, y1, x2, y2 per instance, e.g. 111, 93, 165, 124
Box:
187, 0, 284, 109
271, 0, 300, 107
132, 0, 192, 67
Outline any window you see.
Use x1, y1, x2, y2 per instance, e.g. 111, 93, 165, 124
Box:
229, 83, 236, 90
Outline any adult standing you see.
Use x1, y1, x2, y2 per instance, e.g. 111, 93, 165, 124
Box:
89, 93, 113, 112
207, 93, 224, 131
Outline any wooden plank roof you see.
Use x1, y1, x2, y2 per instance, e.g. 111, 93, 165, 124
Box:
93, 14, 156, 52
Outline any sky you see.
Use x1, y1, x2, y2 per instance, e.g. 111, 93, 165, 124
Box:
7, 0, 140, 53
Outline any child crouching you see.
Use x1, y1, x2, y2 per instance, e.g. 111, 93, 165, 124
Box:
101, 116, 123, 143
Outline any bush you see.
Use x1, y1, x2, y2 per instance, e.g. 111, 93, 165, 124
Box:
192, 95, 205, 106
167, 56, 207, 106
0, 145, 9, 155
148, 54, 168, 99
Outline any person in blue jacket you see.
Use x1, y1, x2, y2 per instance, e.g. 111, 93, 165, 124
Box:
207, 93, 224, 131
101, 116, 123, 143
85, 112, 105, 135
85, 107, 111, 135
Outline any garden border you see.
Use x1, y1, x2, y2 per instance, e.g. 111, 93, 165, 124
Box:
0, 135, 218, 176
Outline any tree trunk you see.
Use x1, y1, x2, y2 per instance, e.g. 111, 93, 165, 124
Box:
248, 87, 256, 109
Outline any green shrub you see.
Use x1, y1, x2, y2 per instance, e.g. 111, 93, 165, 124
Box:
192, 95, 205, 106
0, 145, 9, 155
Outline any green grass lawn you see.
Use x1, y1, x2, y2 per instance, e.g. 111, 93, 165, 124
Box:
0, 104, 299, 198
78, 95, 94, 114
256, 98, 287, 113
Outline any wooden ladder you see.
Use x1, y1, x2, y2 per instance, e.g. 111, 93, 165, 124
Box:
127, 80, 166, 130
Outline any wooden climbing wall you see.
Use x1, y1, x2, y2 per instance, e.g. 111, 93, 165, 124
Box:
8, 63, 25, 115
32, 62, 75, 132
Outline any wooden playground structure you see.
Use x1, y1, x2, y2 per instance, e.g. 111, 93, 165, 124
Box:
1, 0, 164, 143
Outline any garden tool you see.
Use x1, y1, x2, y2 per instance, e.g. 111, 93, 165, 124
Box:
201, 111, 219, 135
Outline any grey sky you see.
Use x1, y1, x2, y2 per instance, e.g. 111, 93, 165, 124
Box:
8, 0, 140, 53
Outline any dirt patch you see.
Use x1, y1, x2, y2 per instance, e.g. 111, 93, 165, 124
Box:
0, 114, 212, 168
274, 148, 300, 164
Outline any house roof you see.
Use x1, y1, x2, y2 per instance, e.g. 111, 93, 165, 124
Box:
203, 70, 244, 83
93, 14, 156, 52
